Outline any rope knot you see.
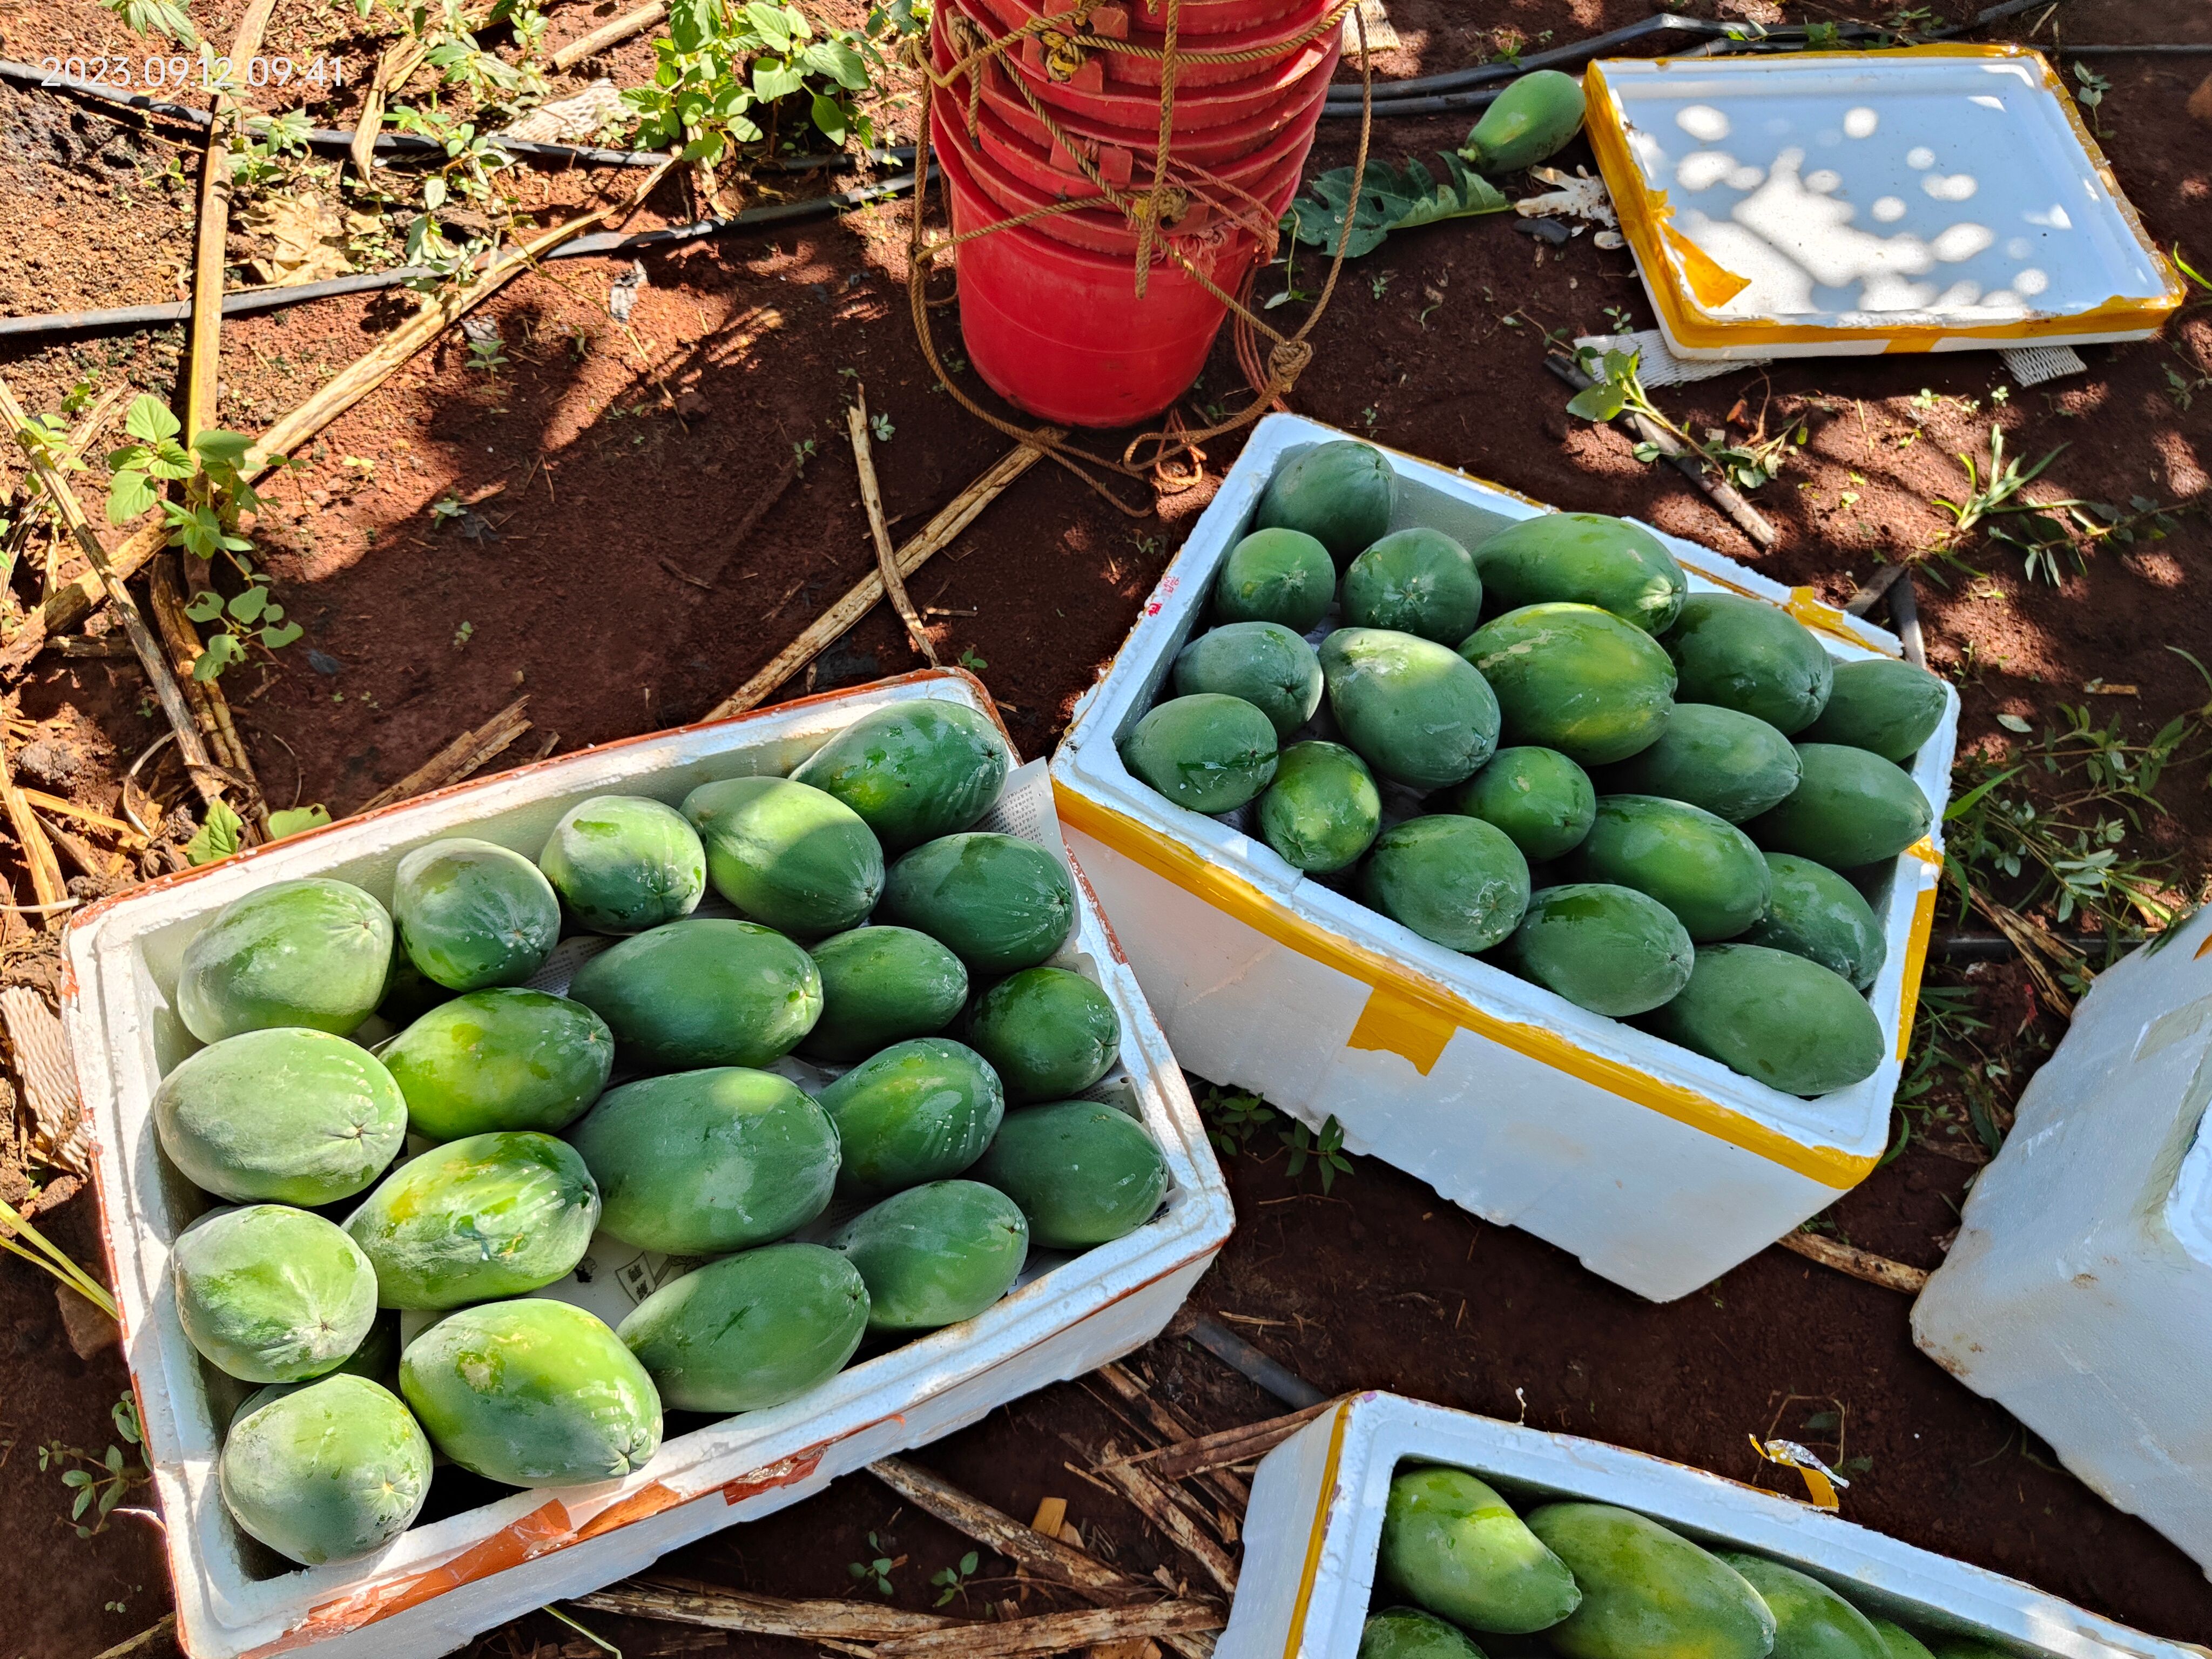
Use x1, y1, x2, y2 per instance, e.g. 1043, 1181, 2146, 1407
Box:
1267, 338, 1314, 389
1132, 185, 1191, 225
1037, 28, 1090, 80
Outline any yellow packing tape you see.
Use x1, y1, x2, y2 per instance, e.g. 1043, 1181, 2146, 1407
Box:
1280, 1400, 1354, 1659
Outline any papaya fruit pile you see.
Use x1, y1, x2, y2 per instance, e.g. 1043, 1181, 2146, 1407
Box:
153, 699, 1172, 1566
1120, 440, 1948, 1098
1364, 1462, 1997, 1659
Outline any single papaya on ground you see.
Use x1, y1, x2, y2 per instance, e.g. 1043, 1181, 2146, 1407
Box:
1459, 69, 1586, 174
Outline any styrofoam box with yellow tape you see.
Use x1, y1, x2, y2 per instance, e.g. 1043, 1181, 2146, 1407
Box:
1049, 413, 1955, 1302
1583, 48, 2184, 361
64, 669, 1232, 1659
1218, 1392, 2203, 1659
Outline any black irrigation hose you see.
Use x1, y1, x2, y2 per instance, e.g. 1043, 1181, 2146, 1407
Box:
1318, 0, 2071, 118
1184, 1317, 1326, 1410
0, 165, 927, 343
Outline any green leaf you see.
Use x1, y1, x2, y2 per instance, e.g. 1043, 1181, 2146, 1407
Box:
1995, 713, 2033, 734
753, 60, 805, 101
960, 1552, 979, 1575
745, 1, 795, 49
423, 175, 448, 211
806, 38, 869, 91
1567, 382, 1628, 421
185, 797, 245, 865
73, 1486, 95, 1520
123, 395, 180, 444
258, 621, 304, 650
267, 805, 333, 840
191, 631, 248, 683
1287, 151, 1508, 260
810, 90, 849, 144
192, 429, 254, 469
105, 469, 159, 525
184, 589, 224, 622
227, 586, 269, 623
62, 1469, 91, 1488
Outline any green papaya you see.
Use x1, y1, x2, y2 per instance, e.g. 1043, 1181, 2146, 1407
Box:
177, 878, 393, 1043
1746, 745, 1932, 869
792, 701, 1011, 853
1525, 1502, 1776, 1659
1461, 604, 1676, 766
1871, 1623, 1939, 1659
399, 1298, 661, 1487
1563, 797, 1771, 942
618, 1241, 869, 1413
1323, 628, 1501, 789
1715, 1555, 1889, 1659
1921, 1642, 2011, 1659
820, 1036, 1006, 1195
832, 1179, 1029, 1333
1596, 704, 1800, 824
568, 1067, 840, 1253
1380, 1466, 1582, 1634
1644, 945, 1884, 1096
393, 838, 562, 991
1471, 512, 1684, 633
1494, 884, 1694, 1017
802, 926, 970, 1062
1257, 740, 1383, 873
1212, 527, 1337, 633
1253, 441, 1395, 565
1664, 594, 1833, 734
538, 794, 707, 934
1363, 1609, 1491, 1659
1459, 69, 1587, 174
683, 775, 885, 936
1120, 693, 1281, 815
567, 917, 823, 1071
381, 988, 613, 1141
878, 833, 1076, 976
154, 1027, 408, 1206
1343, 528, 1485, 645
220, 1375, 431, 1564
1802, 658, 1948, 761
972, 1100, 1167, 1247
345, 1131, 600, 1309
965, 967, 1120, 1104
1172, 622, 1324, 739
1363, 815, 1532, 953
1443, 746, 1596, 861
1741, 854, 1886, 990
173, 1205, 379, 1384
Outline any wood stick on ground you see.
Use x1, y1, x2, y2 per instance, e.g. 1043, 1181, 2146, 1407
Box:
1101, 1401, 1333, 1485
1843, 562, 1908, 617
869, 1458, 1143, 1601
32, 808, 114, 882
709, 439, 1050, 719
551, 1, 670, 72
0, 522, 165, 679
0, 377, 228, 810
46, 389, 126, 599
1776, 1230, 1931, 1294
150, 557, 265, 833
1971, 889, 2080, 1017
1083, 1444, 1240, 1596
352, 695, 532, 814
1089, 1363, 1251, 1510
350, 4, 494, 181
187, 0, 281, 437
572, 1580, 964, 1641
90, 1614, 175, 1659
242, 157, 676, 479
849, 385, 938, 666
17, 790, 143, 843
0, 740, 69, 926
1, 984, 91, 1171
1542, 355, 1778, 549
875, 1600, 1224, 1659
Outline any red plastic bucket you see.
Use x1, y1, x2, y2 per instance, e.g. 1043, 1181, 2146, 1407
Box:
936, 127, 1279, 427
976, 0, 1315, 35
966, 88, 1318, 211
966, 0, 1337, 87
936, 13, 1332, 165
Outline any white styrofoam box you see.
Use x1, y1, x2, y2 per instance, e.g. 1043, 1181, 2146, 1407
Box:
1583, 49, 2184, 360
63, 668, 1233, 1659
1050, 413, 1957, 1302
1220, 1392, 2207, 1659
1912, 901, 2212, 1575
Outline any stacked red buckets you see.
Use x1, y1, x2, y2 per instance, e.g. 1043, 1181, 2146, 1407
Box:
927, 0, 1343, 427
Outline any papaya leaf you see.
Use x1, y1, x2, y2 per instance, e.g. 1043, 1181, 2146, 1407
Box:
1288, 152, 1509, 260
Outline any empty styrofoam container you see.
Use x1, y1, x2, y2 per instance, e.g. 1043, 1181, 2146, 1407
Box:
1220, 1391, 2204, 1659
1912, 900, 2212, 1574
1050, 413, 1956, 1302
1584, 48, 2185, 359
63, 669, 1232, 1659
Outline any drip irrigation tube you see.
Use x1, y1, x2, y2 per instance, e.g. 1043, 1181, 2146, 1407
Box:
0, 165, 926, 343
1317, 0, 2069, 118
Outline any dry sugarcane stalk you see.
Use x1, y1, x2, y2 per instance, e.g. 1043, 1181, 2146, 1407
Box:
572, 1580, 966, 1640
89, 1616, 177, 1659
0, 376, 228, 811
849, 385, 938, 666
1090, 1363, 1251, 1510
1084, 1444, 1240, 1596
351, 3, 496, 181
1101, 1401, 1334, 1485
1776, 1230, 1931, 1294
710, 439, 1050, 719
870, 1458, 1145, 1601
17, 790, 143, 843
0, 739, 69, 926
0, 522, 166, 678
149, 556, 266, 832
32, 809, 117, 882
46, 389, 126, 598
0, 984, 90, 1172
874, 1600, 1225, 1659
551, 1, 669, 72
187, 0, 282, 439
352, 695, 532, 814
242, 157, 676, 478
